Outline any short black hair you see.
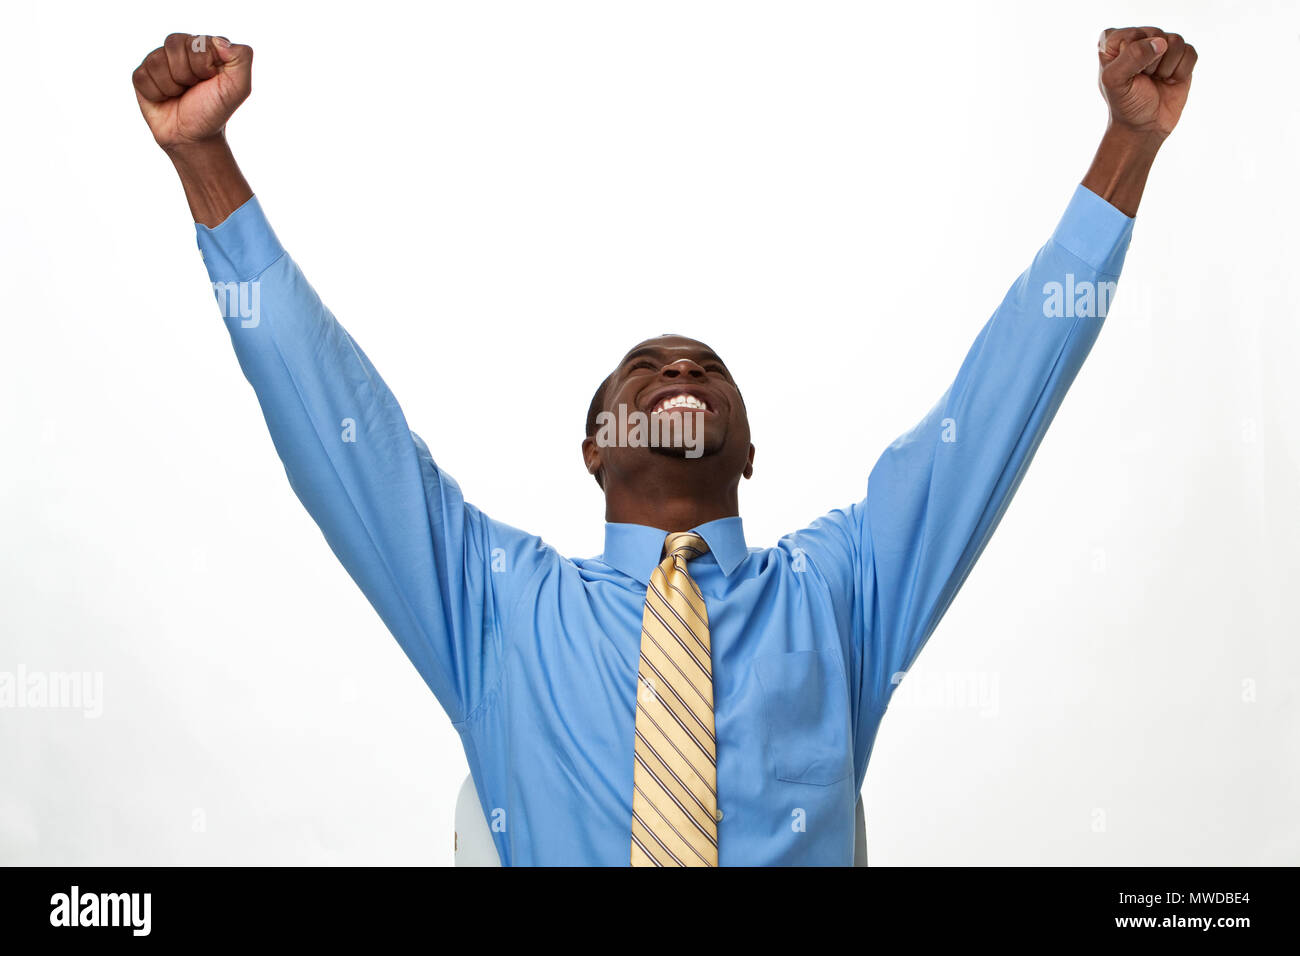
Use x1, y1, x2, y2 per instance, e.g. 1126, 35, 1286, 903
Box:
584, 371, 614, 489
585, 371, 613, 439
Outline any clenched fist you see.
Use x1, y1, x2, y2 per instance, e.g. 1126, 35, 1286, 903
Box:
132, 33, 253, 152
1097, 27, 1197, 139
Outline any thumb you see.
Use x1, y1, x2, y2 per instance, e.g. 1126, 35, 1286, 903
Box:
1102, 35, 1167, 90
212, 37, 253, 70
211, 37, 253, 97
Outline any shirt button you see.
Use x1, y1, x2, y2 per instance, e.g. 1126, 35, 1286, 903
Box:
715, 808, 725, 822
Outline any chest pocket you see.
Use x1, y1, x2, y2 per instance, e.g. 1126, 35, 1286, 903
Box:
753, 650, 853, 786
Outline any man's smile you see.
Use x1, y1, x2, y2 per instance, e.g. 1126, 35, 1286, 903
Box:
641, 385, 720, 418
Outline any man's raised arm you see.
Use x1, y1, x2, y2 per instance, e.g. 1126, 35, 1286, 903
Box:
790, 27, 1196, 718
133, 34, 549, 724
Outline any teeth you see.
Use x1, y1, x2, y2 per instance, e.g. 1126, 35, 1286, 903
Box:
653, 394, 708, 414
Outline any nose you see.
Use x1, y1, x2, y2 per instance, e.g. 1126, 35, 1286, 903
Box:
661, 358, 706, 380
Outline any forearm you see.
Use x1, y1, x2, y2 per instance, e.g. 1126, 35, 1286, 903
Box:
167, 136, 253, 227
1081, 125, 1164, 218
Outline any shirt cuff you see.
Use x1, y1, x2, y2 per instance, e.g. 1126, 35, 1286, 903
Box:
1051, 184, 1135, 277
194, 194, 286, 282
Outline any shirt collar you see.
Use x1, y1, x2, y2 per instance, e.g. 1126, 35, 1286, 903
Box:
601, 516, 748, 585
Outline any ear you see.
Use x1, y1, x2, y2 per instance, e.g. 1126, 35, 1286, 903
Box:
742, 442, 755, 480
582, 436, 604, 486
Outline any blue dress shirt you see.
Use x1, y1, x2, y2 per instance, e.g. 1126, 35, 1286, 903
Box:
195, 184, 1134, 865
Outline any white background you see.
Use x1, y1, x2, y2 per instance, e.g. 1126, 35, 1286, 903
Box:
1, 0, 1296, 865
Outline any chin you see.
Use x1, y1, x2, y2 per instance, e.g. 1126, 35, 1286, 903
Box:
649, 446, 712, 462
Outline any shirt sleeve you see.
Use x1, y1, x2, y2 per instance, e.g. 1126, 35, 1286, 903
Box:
195, 196, 553, 724
789, 184, 1135, 718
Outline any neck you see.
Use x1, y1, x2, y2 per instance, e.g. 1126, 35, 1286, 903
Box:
602, 478, 740, 532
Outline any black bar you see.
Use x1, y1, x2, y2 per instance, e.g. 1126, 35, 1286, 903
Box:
0, 866, 1284, 942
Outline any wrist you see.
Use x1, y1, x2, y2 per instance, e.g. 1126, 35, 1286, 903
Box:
1099, 121, 1167, 158
164, 133, 232, 169
165, 134, 252, 228
1081, 123, 1163, 218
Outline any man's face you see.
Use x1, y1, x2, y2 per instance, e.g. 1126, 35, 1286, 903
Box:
583, 335, 754, 488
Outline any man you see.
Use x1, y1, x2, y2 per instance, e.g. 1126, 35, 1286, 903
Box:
133, 26, 1195, 866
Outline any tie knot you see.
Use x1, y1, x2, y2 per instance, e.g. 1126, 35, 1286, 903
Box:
663, 531, 709, 562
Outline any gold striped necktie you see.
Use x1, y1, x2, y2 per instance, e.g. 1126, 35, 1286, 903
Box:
630, 531, 719, 867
